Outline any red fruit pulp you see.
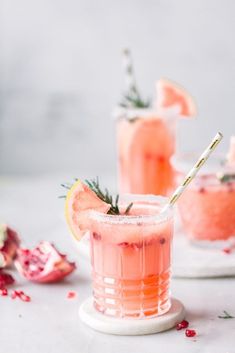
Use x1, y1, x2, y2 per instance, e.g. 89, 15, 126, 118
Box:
15, 241, 76, 283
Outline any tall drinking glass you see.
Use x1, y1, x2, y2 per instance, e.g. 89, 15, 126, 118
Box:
116, 108, 177, 196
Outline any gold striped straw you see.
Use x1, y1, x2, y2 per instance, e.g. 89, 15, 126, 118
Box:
162, 132, 223, 213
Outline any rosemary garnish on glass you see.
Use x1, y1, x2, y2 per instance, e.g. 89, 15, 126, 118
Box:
120, 48, 150, 109
217, 173, 235, 183
85, 178, 133, 215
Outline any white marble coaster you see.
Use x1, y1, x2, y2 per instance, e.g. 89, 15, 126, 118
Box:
76, 232, 235, 278
79, 297, 185, 336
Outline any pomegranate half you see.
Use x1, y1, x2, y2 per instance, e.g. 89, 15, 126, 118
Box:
15, 241, 76, 283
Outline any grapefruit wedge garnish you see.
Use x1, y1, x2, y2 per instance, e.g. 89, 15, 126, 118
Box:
65, 180, 110, 241
156, 78, 197, 117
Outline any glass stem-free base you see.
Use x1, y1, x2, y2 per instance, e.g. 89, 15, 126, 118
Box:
92, 272, 171, 319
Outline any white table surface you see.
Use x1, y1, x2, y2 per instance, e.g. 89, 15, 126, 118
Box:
1, 175, 235, 353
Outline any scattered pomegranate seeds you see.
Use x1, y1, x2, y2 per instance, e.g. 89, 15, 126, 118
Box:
223, 248, 232, 254
0, 288, 8, 296
185, 329, 196, 337
67, 291, 76, 299
176, 319, 189, 330
11, 290, 31, 302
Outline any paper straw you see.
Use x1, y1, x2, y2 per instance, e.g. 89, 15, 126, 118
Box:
162, 132, 223, 213
122, 48, 137, 95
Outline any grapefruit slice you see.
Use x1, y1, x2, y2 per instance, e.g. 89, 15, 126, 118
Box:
65, 180, 110, 241
227, 136, 235, 166
156, 78, 197, 117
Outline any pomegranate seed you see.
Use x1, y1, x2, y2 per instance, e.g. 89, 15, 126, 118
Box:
67, 291, 76, 299
11, 290, 31, 302
93, 232, 101, 240
11, 290, 19, 299
198, 187, 205, 193
223, 248, 232, 254
185, 329, 196, 337
118, 242, 129, 248
159, 237, 166, 245
176, 319, 189, 330
19, 292, 31, 302
0, 288, 8, 296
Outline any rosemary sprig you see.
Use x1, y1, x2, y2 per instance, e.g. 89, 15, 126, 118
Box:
120, 48, 150, 109
119, 93, 150, 109
85, 178, 133, 215
217, 173, 235, 183
218, 310, 234, 319
124, 202, 133, 215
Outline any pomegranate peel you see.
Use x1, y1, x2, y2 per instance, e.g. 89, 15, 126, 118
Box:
0, 225, 20, 268
15, 241, 76, 283
0, 270, 15, 289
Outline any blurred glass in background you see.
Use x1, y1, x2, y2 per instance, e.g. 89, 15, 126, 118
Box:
0, 0, 234, 177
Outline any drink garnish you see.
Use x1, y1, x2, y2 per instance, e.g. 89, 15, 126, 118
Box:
218, 310, 234, 319
85, 178, 133, 215
120, 48, 150, 109
64, 179, 134, 241
217, 173, 235, 183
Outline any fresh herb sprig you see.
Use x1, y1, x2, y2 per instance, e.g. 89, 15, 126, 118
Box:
120, 92, 150, 109
218, 310, 234, 319
120, 48, 150, 109
217, 173, 235, 183
85, 178, 133, 215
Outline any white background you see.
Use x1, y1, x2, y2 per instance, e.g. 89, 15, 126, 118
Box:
0, 0, 234, 177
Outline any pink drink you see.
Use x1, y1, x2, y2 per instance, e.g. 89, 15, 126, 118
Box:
116, 109, 176, 196
89, 195, 173, 318
174, 155, 235, 244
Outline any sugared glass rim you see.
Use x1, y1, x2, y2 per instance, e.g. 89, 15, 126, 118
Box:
171, 152, 228, 174
112, 106, 180, 121
89, 194, 173, 225
172, 152, 235, 187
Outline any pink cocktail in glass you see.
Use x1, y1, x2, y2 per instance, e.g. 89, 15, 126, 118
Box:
174, 154, 235, 246
116, 109, 177, 196
89, 194, 173, 318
